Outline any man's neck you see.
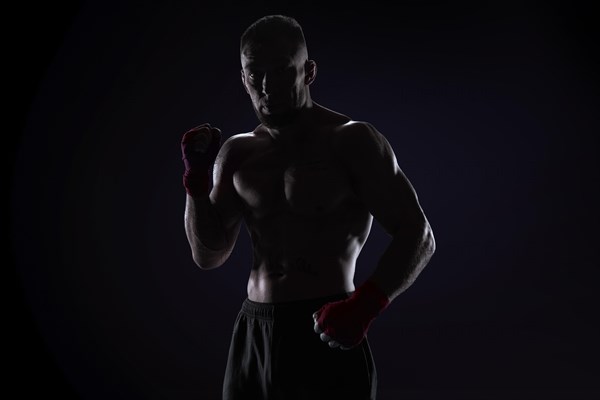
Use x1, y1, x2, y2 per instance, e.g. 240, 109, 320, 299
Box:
265, 101, 318, 143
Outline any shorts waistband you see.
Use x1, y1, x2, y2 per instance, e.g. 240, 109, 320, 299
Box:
241, 292, 353, 320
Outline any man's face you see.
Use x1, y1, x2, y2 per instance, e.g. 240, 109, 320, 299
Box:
241, 39, 309, 129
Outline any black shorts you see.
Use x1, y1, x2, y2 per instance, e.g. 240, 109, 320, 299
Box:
222, 292, 377, 400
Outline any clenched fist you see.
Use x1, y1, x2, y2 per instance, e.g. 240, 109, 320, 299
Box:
181, 123, 222, 197
312, 280, 390, 350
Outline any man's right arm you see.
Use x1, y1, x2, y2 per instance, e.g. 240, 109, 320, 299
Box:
184, 133, 244, 269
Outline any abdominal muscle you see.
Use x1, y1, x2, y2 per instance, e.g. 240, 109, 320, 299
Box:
245, 211, 368, 303
247, 258, 356, 303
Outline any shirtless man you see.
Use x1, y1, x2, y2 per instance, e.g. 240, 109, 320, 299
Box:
181, 15, 436, 400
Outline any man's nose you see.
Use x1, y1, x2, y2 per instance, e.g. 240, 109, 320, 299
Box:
261, 73, 276, 94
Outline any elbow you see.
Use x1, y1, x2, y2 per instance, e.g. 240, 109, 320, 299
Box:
404, 217, 435, 256
392, 217, 436, 256
423, 221, 436, 256
193, 257, 222, 270
191, 246, 230, 270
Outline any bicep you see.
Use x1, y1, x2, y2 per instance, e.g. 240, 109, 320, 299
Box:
339, 122, 427, 235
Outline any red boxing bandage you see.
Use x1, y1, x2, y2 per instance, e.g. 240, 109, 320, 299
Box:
315, 280, 390, 348
180, 124, 221, 197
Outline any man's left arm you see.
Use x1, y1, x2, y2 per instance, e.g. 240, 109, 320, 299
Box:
313, 121, 436, 349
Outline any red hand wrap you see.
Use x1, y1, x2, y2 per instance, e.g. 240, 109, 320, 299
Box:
316, 280, 390, 348
180, 125, 220, 197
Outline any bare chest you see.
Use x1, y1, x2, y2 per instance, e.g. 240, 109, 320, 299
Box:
233, 141, 353, 218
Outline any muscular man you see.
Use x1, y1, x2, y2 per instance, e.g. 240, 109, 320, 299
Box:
181, 15, 436, 400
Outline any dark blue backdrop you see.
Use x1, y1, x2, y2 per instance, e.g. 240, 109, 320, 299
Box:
9, 1, 599, 399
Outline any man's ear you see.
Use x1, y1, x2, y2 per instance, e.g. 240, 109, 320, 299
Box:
241, 69, 250, 94
304, 60, 317, 85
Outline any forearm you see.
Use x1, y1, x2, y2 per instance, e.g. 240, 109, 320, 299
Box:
314, 220, 435, 348
184, 194, 229, 268
368, 221, 436, 302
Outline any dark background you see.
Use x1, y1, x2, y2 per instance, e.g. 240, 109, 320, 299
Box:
8, 1, 599, 399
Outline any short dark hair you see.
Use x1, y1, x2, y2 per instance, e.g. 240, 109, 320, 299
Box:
240, 14, 307, 56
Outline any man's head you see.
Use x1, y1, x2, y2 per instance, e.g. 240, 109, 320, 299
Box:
240, 15, 317, 129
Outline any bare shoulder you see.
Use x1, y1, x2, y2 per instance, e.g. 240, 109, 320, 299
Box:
332, 120, 394, 160
220, 131, 257, 152
215, 130, 263, 166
